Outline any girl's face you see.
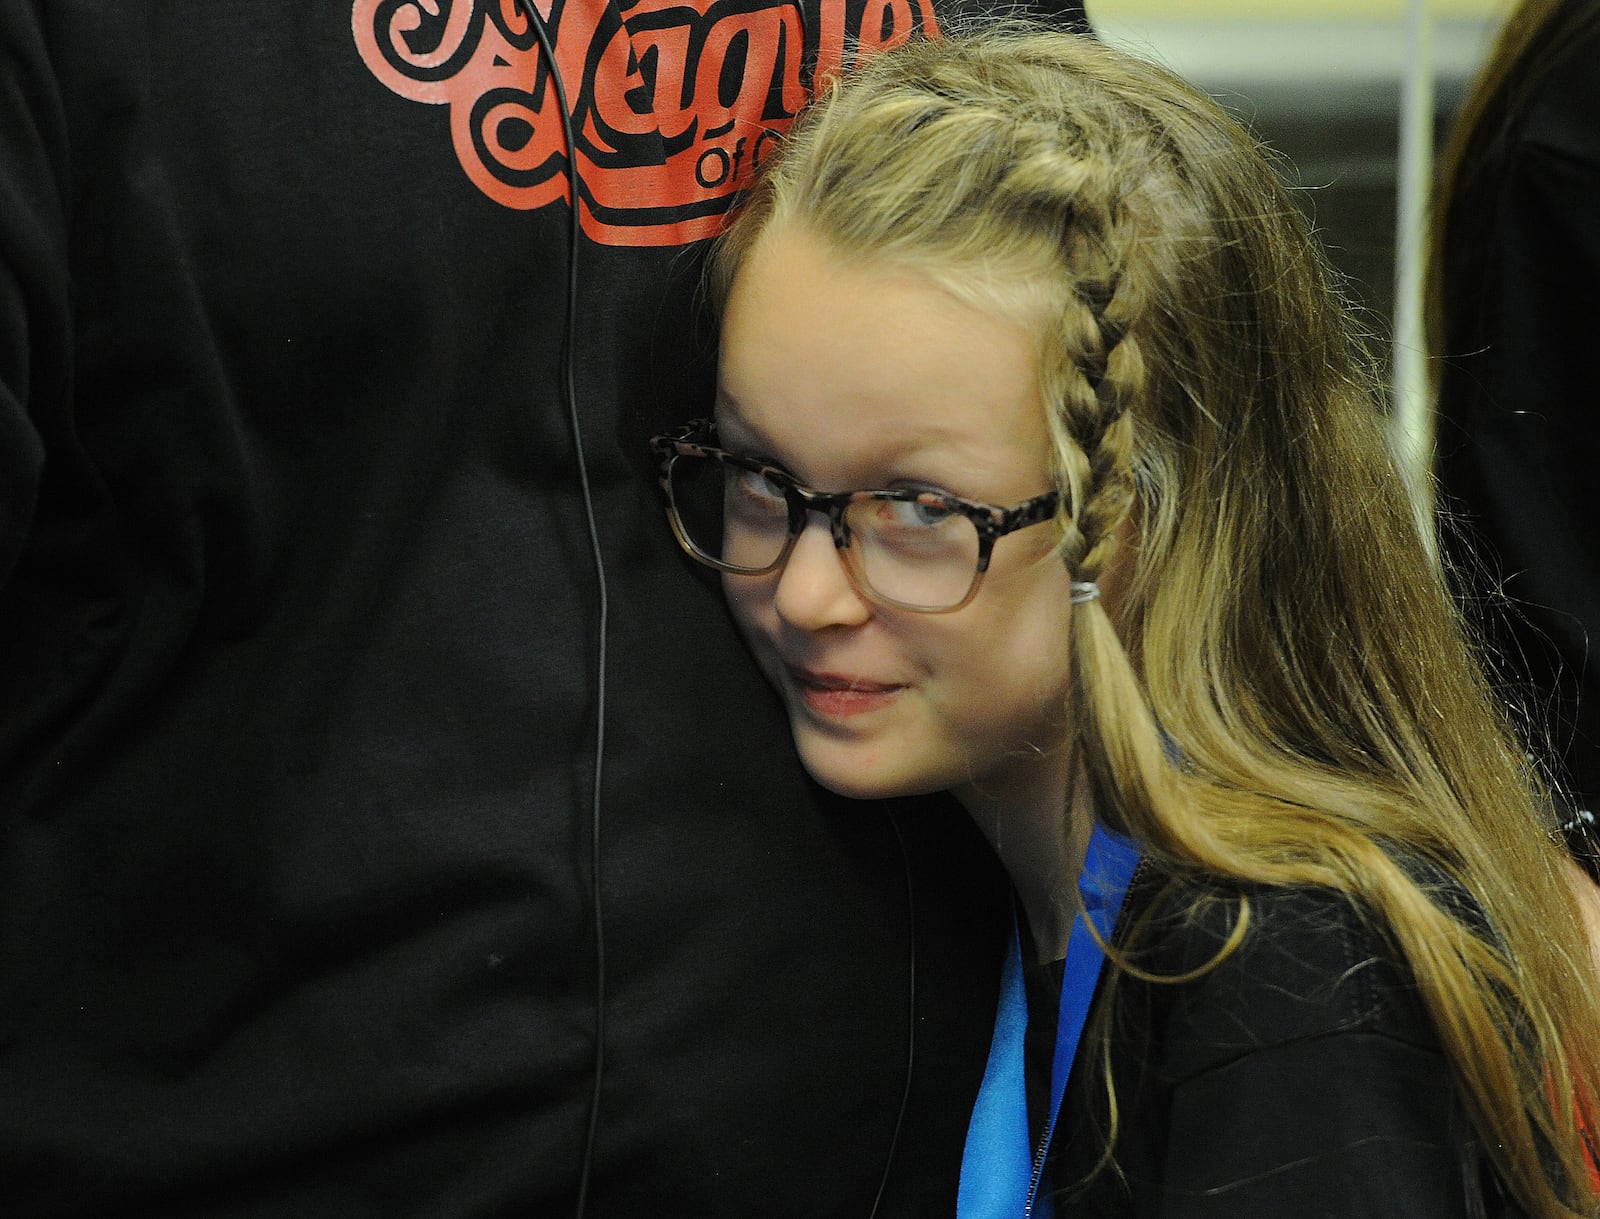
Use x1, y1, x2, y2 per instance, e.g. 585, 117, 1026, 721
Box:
716, 223, 1080, 818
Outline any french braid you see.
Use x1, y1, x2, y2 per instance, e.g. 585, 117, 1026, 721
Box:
1051, 253, 1136, 586
1036, 196, 1173, 834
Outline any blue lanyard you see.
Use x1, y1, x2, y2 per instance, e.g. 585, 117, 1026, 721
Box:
957, 824, 1142, 1219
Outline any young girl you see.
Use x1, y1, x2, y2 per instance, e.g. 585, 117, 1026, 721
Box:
651, 27, 1600, 1218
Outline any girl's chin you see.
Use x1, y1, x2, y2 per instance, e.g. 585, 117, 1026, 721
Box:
792, 736, 947, 803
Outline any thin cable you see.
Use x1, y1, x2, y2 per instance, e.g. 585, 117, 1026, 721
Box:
518, 4, 610, 1215
520, 6, 914, 1217
869, 809, 918, 1219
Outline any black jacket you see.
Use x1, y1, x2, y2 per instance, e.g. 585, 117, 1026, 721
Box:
1436, 1, 1600, 815
1045, 874, 1523, 1217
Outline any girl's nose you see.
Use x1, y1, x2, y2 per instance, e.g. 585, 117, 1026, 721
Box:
772, 516, 873, 631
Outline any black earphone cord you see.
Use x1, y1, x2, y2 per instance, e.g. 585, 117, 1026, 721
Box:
517, 7, 608, 1215
515, 7, 916, 1214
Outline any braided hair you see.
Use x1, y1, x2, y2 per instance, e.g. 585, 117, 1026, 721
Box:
710, 25, 1600, 1217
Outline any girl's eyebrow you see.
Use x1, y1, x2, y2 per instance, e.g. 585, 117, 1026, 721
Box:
709, 397, 808, 481
722, 435, 793, 474
709, 390, 762, 447
710, 383, 744, 417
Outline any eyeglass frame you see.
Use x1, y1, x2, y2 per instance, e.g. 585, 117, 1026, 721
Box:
648, 418, 1064, 613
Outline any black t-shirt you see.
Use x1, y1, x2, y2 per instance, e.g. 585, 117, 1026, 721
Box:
0, 3, 1083, 1214
1022, 938, 1067, 1155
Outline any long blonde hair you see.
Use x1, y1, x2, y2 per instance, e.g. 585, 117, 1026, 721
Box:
714, 26, 1600, 1216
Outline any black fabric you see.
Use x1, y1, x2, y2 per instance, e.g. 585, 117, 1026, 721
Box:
1021, 948, 1066, 1155
1043, 876, 1523, 1218
1436, 1, 1600, 815
0, 2, 1083, 1215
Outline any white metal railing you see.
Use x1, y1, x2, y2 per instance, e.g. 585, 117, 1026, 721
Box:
1392, 0, 1436, 552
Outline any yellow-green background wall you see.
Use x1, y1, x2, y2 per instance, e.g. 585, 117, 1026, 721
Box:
1094, 0, 1505, 16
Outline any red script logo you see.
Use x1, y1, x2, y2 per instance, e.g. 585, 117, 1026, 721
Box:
353, 0, 940, 245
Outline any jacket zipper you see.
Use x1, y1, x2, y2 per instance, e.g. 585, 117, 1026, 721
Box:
1022, 1120, 1054, 1217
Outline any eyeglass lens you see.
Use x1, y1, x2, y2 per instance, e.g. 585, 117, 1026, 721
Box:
667, 453, 981, 610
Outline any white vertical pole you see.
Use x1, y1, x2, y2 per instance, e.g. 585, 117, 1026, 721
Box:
1392, 0, 1436, 556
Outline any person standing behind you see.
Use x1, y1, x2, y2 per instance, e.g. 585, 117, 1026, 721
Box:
0, 2, 1081, 1214
1430, 0, 1600, 847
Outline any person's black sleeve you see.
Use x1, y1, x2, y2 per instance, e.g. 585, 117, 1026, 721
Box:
1436, 44, 1600, 812
0, 0, 62, 593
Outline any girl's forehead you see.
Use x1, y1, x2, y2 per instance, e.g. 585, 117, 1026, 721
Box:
715, 224, 1055, 497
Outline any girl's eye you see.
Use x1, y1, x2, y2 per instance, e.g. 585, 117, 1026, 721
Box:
880, 495, 957, 528
731, 465, 789, 504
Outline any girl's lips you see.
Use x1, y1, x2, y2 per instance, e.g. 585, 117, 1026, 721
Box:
787, 667, 904, 718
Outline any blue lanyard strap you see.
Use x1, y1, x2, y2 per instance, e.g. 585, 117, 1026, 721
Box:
957, 824, 1142, 1219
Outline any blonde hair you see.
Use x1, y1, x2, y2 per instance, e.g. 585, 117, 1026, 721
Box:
714, 26, 1600, 1216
